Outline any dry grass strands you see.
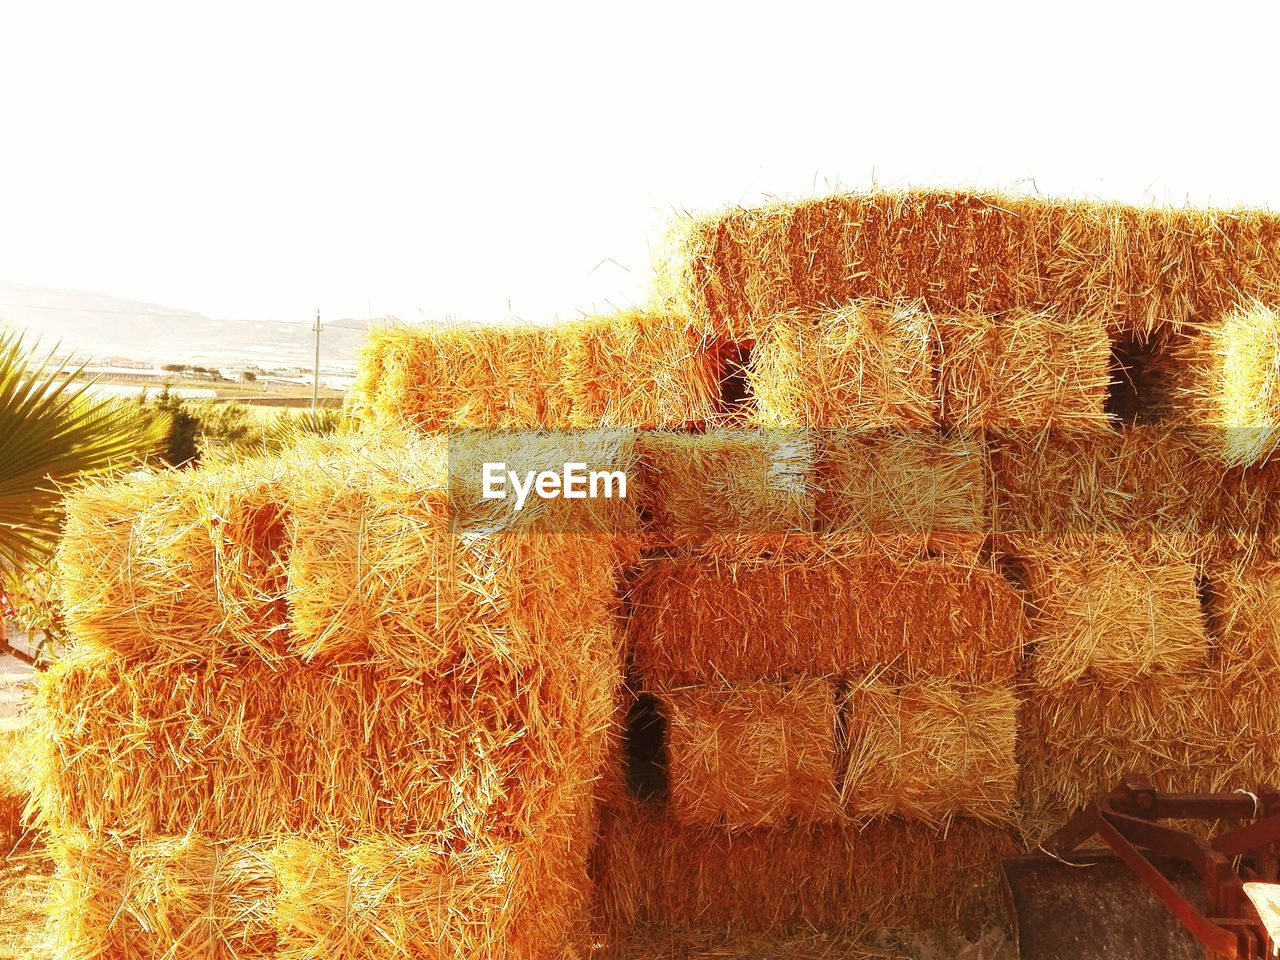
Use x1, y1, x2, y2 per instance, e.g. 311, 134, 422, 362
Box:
1018, 669, 1280, 840
990, 425, 1204, 538
56, 459, 295, 663
652, 188, 1280, 341
633, 430, 815, 544
1012, 534, 1208, 688
748, 303, 937, 428
284, 432, 631, 667
591, 801, 1016, 939
936, 308, 1113, 430
42, 832, 276, 960
816, 431, 987, 537
271, 834, 516, 960
1184, 300, 1280, 466
31, 636, 621, 841
348, 313, 720, 433
1202, 553, 1280, 677
840, 680, 1018, 827
628, 534, 1025, 685
661, 678, 841, 829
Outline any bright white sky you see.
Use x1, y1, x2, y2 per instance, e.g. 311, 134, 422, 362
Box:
1, 1, 1278, 327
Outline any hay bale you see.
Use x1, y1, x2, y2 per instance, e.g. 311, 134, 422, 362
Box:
348, 312, 720, 433
1012, 534, 1208, 688
32, 635, 620, 842
56, 460, 294, 663
633, 430, 815, 544
42, 832, 276, 960
1203, 553, 1280, 677
1185, 299, 1280, 466
652, 188, 1280, 341
29, 648, 297, 838
660, 679, 841, 830
1018, 668, 1280, 840
936, 308, 1113, 429
816, 430, 987, 537
591, 801, 1016, 939
271, 834, 516, 960
840, 680, 1018, 827
991, 425, 1202, 538
628, 534, 1025, 685
748, 302, 937, 428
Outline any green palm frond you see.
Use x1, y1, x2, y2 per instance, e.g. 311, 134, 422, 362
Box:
0, 327, 170, 570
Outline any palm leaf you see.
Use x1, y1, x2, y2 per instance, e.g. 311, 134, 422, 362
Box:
0, 327, 170, 570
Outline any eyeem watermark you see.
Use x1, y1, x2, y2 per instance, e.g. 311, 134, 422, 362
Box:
482, 462, 627, 511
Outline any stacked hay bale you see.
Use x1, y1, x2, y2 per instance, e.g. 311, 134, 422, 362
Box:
34, 433, 636, 959
607, 187, 1280, 949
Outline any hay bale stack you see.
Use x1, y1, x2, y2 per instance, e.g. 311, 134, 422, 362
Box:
748, 303, 936, 428
37, 436, 631, 959
1012, 535, 1207, 688
652, 188, 1280, 342
592, 801, 1016, 940
628, 534, 1025, 685
840, 680, 1018, 827
348, 312, 721, 433
1184, 299, 1280, 466
660, 678, 841, 829
633, 430, 814, 544
816, 431, 988, 536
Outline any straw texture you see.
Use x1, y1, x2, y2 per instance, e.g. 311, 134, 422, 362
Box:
628, 534, 1025, 685
348, 312, 720, 433
653, 188, 1280, 341
1013, 534, 1208, 688
592, 801, 1015, 939
1018, 669, 1280, 839
840, 680, 1018, 827
633, 430, 814, 543
661, 679, 841, 829
748, 303, 936, 429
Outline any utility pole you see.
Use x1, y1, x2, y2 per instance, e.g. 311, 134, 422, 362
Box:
312, 308, 322, 415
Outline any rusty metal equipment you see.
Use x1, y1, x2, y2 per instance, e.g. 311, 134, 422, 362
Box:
1002, 775, 1280, 959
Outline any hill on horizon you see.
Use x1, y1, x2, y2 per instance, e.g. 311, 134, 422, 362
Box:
0, 281, 371, 373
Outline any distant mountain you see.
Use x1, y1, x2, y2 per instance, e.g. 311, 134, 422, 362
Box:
0, 281, 371, 373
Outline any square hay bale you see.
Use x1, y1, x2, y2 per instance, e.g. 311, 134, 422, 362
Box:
591, 801, 1016, 939
558, 311, 723, 428
1202, 553, 1280, 677
936, 308, 1113, 430
628, 534, 1025, 685
748, 303, 937, 428
271, 834, 516, 960
1184, 300, 1280, 466
1018, 669, 1280, 840
816, 430, 987, 537
1012, 534, 1208, 688
660, 678, 841, 829
56, 462, 294, 663
29, 648, 297, 839
840, 680, 1018, 827
633, 430, 815, 544
42, 832, 276, 960
990, 425, 1203, 538
651, 188, 1280, 342
31, 634, 621, 843
348, 313, 720, 433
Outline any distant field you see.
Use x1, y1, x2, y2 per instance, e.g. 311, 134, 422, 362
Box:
75, 374, 345, 407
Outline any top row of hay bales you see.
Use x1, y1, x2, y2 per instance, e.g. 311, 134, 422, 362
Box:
346, 187, 1280, 460
651, 187, 1280, 341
